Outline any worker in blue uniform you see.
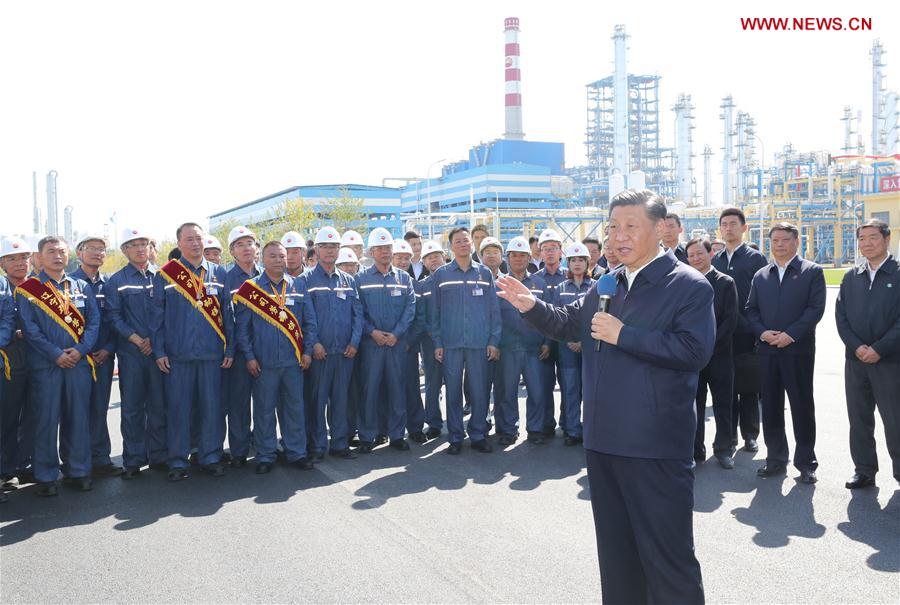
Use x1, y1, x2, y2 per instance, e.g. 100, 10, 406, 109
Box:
535, 228, 567, 437
0, 274, 15, 502
105, 227, 168, 479
431, 226, 501, 455
71, 235, 122, 477
151, 222, 234, 481
222, 225, 261, 467
338, 241, 365, 445
235, 241, 317, 473
554, 242, 595, 447
496, 236, 548, 446
356, 228, 416, 453
416, 240, 446, 440
392, 238, 428, 444
497, 189, 713, 604
0, 236, 35, 490
478, 237, 506, 432
17, 236, 100, 497
301, 227, 363, 460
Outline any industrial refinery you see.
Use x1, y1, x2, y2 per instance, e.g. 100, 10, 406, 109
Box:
208, 18, 896, 263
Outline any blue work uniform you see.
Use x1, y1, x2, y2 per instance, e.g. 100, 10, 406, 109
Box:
235, 272, 318, 464
404, 278, 428, 436
553, 277, 595, 439
431, 260, 501, 444
223, 263, 261, 460
535, 265, 567, 433
300, 264, 362, 454
71, 266, 117, 468
17, 272, 99, 483
0, 278, 33, 480
105, 263, 167, 470
356, 265, 415, 444
416, 275, 443, 432
151, 259, 234, 470
496, 272, 548, 437
0, 277, 20, 478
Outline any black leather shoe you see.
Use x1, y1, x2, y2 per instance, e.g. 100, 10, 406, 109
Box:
121, 467, 142, 480
471, 439, 493, 453
541, 425, 556, 438
63, 476, 93, 491
744, 439, 759, 452
374, 434, 389, 446
715, 455, 735, 470
757, 463, 787, 477
1, 477, 18, 492
220, 451, 233, 464
425, 428, 442, 440
255, 462, 273, 475
845, 473, 876, 489
36, 482, 58, 497
798, 469, 817, 484
349, 437, 361, 447
564, 436, 584, 447
498, 433, 517, 446
229, 456, 247, 468
293, 458, 314, 470
92, 463, 124, 477
310, 452, 326, 462
389, 439, 410, 451
149, 462, 168, 471
358, 442, 374, 454
447, 443, 462, 455
329, 448, 357, 460
410, 431, 428, 444
527, 432, 546, 445
17, 470, 36, 485
188, 452, 199, 466
462, 404, 472, 416
201, 463, 226, 477
167, 468, 189, 482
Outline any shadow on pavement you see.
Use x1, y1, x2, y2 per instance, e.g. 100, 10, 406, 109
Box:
730, 476, 826, 548
837, 488, 900, 572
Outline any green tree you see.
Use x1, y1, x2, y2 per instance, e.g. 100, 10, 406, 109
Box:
319, 187, 367, 234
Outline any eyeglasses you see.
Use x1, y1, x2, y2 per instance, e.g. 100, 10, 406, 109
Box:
82, 246, 107, 254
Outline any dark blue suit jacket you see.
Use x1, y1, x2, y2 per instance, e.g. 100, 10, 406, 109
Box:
523, 250, 715, 459
712, 243, 768, 335
746, 256, 826, 356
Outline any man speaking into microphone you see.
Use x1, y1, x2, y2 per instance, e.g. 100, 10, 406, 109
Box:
497, 189, 715, 604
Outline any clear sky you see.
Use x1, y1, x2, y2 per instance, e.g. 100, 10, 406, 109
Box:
1, 0, 893, 242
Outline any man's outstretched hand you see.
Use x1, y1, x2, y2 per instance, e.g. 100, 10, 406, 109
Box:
496, 275, 537, 313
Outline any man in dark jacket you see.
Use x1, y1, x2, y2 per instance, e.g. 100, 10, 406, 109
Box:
686, 238, 739, 469
835, 219, 900, 488
712, 207, 768, 452
746, 222, 826, 484
498, 189, 714, 605
662, 213, 688, 263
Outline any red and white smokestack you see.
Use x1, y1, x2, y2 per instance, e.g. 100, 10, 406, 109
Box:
504, 17, 524, 140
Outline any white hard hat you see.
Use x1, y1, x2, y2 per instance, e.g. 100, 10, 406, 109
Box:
0, 236, 33, 258
228, 226, 256, 248
76, 234, 106, 249
367, 228, 394, 248
280, 231, 306, 249
341, 230, 364, 247
479, 236, 502, 253
337, 247, 359, 265
121, 228, 151, 246
392, 240, 413, 255
564, 242, 590, 259
421, 240, 443, 258
538, 229, 562, 246
505, 236, 530, 255
314, 226, 341, 245
203, 235, 223, 250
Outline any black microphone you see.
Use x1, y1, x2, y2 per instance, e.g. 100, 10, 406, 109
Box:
595, 274, 617, 352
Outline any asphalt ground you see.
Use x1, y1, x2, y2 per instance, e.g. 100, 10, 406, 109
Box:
1, 288, 898, 603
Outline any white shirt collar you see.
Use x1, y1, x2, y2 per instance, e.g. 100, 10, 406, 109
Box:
625, 248, 666, 289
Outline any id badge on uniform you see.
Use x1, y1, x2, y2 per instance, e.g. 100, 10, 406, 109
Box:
336, 290, 347, 300
207, 285, 219, 296
285, 297, 295, 306
472, 287, 483, 297
390, 288, 402, 297
74, 299, 85, 308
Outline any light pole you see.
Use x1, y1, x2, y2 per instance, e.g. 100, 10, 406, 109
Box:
426, 158, 445, 240
749, 133, 766, 253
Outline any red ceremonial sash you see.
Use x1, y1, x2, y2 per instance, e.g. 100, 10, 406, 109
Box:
16, 277, 97, 380
158, 259, 226, 347
233, 279, 304, 365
